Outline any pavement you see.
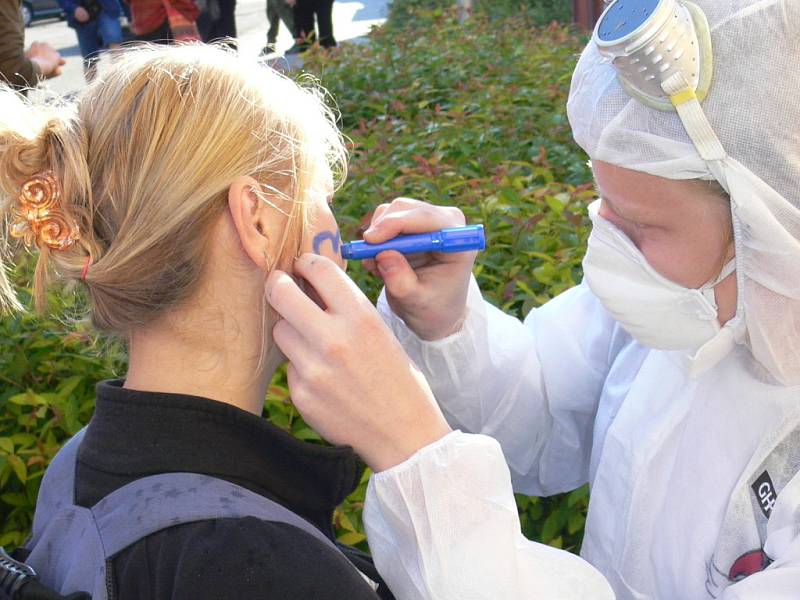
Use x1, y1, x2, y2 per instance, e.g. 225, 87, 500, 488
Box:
24, 0, 388, 96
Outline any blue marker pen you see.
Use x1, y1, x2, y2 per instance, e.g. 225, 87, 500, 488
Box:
341, 225, 485, 260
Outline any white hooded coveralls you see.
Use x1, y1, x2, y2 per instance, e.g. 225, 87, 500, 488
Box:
362, 1, 800, 598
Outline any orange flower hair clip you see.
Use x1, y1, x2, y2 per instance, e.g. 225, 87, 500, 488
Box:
9, 171, 80, 251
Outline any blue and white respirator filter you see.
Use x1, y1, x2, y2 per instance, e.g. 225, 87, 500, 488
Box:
593, 0, 713, 111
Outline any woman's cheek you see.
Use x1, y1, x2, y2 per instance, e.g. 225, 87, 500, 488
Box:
641, 235, 712, 289
305, 214, 346, 270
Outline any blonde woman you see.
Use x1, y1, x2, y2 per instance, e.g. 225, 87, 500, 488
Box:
0, 44, 419, 599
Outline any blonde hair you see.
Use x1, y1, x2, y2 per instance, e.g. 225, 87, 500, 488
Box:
0, 44, 346, 334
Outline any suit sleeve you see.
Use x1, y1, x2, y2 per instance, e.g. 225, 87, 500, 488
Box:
0, 0, 40, 90
364, 432, 615, 600
363, 279, 631, 599
377, 278, 632, 496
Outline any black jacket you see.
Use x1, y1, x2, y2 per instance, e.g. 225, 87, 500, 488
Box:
72, 380, 394, 600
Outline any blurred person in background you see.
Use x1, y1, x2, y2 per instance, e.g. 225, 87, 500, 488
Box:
202, 0, 235, 45
58, 0, 123, 82
120, 0, 134, 40
261, 0, 293, 56
287, 0, 334, 53
0, 0, 64, 91
196, 0, 219, 41
129, 0, 199, 42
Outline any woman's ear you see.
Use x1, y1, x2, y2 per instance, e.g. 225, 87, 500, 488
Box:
227, 176, 280, 270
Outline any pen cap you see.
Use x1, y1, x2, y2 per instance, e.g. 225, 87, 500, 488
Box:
441, 225, 485, 253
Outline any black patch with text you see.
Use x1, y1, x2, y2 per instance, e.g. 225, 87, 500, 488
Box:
751, 471, 777, 519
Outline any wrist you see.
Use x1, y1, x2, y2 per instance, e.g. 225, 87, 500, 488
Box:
420, 313, 466, 341
367, 419, 452, 472
28, 57, 49, 77
28, 58, 42, 79
404, 307, 467, 342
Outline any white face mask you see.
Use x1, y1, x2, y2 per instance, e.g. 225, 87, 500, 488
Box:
583, 200, 736, 351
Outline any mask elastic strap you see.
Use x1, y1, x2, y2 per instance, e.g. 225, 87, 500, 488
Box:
717, 257, 737, 281
662, 72, 727, 161
703, 257, 737, 289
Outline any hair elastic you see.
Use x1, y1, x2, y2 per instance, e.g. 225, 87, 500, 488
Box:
81, 255, 93, 282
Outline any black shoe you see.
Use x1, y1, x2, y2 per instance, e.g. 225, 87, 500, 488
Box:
285, 42, 310, 55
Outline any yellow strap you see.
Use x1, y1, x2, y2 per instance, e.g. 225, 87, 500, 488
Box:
670, 87, 697, 107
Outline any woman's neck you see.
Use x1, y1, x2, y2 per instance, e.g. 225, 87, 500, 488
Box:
125, 305, 275, 416
124, 212, 279, 415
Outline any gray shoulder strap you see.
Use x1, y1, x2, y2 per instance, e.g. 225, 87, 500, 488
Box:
31, 428, 343, 560
92, 472, 344, 560
28, 428, 87, 547
29, 428, 378, 592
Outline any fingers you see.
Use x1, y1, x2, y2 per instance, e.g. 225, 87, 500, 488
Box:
272, 319, 310, 370
284, 361, 317, 422
265, 269, 327, 338
365, 199, 465, 244
293, 253, 368, 314
370, 203, 390, 225
363, 257, 378, 277
374, 251, 420, 299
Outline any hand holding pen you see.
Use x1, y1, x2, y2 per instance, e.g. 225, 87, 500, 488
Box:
360, 198, 480, 341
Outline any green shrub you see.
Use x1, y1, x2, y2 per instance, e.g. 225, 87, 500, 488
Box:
0, 3, 594, 559
388, 0, 572, 28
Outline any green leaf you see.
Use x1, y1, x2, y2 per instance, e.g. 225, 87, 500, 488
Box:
541, 509, 564, 542
0, 532, 23, 548
8, 391, 46, 406
292, 427, 322, 442
567, 485, 589, 508
1, 493, 28, 507
532, 262, 557, 285
57, 375, 84, 399
7, 455, 27, 484
10, 433, 36, 448
568, 511, 585, 535
337, 531, 367, 546
548, 536, 563, 549
338, 510, 357, 533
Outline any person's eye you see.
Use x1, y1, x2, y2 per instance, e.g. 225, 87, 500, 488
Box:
606, 202, 649, 230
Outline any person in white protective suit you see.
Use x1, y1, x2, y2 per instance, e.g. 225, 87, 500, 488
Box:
265, 0, 800, 598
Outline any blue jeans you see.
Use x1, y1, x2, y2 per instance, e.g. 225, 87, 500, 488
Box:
74, 12, 123, 67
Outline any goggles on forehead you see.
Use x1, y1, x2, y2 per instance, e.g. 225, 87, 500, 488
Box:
592, 0, 725, 161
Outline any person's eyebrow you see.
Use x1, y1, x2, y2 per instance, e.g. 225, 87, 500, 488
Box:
591, 175, 608, 203
591, 176, 618, 212
593, 179, 644, 223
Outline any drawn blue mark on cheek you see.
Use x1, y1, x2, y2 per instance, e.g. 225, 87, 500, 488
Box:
312, 229, 341, 256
